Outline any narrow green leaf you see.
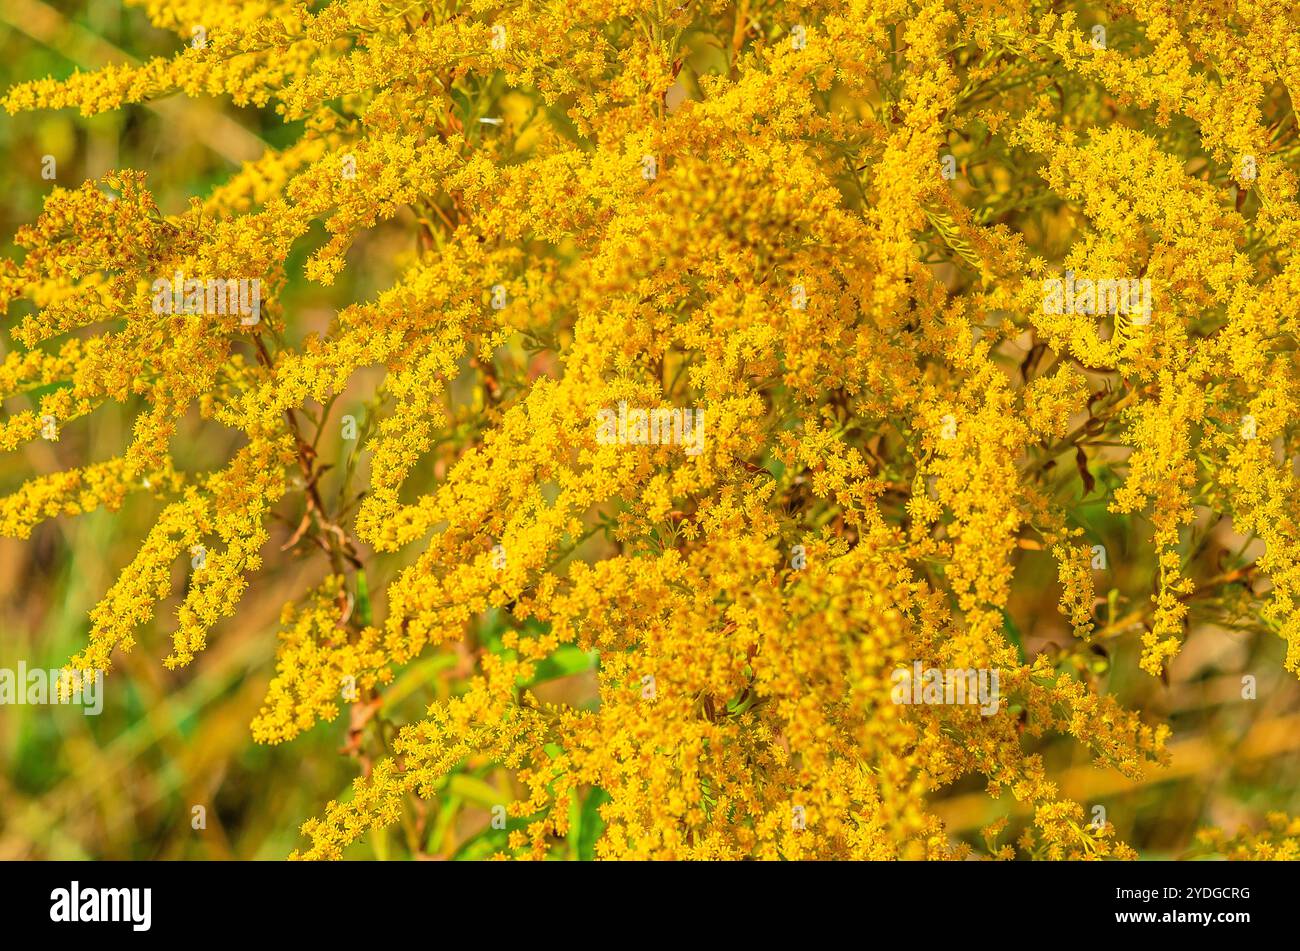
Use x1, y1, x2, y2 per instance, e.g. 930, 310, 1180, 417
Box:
1001, 608, 1026, 664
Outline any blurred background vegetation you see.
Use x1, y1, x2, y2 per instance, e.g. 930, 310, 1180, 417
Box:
0, 1, 1298, 860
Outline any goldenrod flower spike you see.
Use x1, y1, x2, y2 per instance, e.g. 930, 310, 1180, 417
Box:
3, 0, 1298, 860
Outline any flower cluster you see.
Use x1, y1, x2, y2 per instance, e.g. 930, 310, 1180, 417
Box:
3, 0, 1297, 859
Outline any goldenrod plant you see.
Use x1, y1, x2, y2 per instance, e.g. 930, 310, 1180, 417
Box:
1, 0, 1299, 860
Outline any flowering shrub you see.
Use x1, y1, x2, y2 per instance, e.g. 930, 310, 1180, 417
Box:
2, 0, 1299, 859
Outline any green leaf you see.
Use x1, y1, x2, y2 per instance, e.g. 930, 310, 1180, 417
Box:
371, 823, 390, 861
576, 788, 611, 860
379, 654, 457, 714
1001, 608, 1026, 664
520, 645, 598, 687
448, 773, 508, 808
355, 569, 372, 626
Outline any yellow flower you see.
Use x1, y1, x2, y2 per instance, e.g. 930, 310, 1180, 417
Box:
2, 0, 1296, 861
